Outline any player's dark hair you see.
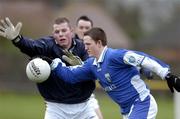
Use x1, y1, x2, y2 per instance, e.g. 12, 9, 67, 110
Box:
76, 15, 93, 27
54, 17, 71, 28
84, 27, 107, 46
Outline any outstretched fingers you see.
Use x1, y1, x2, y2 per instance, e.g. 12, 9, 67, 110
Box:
62, 55, 72, 64
0, 25, 5, 37
0, 30, 5, 37
15, 22, 22, 33
63, 50, 74, 57
5, 17, 15, 29
0, 25, 5, 31
0, 19, 8, 29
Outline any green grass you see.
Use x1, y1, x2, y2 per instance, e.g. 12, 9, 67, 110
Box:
0, 92, 45, 119
0, 91, 173, 119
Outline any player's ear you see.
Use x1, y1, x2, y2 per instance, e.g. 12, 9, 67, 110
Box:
70, 27, 75, 37
70, 27, 74, 32
97, 40, 102, 48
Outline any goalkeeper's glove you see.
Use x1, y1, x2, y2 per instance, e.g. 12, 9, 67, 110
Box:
62, 50, 83, 66
165, 73, 180, 93
0, 17, 22, 41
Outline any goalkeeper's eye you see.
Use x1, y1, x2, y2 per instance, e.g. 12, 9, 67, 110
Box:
54, 30, 60, 34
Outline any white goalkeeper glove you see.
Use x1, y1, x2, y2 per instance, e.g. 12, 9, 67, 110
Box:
0, 17, 22, 41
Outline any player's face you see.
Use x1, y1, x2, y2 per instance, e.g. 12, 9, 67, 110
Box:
53, 22, 73, 49
76, 20, 92, 39
84, 35, 101, 59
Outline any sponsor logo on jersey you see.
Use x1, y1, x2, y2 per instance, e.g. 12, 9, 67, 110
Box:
105, 73, 111, 83
104, 84, 117, 91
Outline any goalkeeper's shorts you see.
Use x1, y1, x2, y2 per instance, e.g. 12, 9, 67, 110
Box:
44, 99, 98, 119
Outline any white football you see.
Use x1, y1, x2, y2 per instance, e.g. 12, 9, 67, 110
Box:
26, 58, 51, 83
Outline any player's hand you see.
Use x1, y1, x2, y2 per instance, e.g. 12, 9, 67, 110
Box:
51, 58, 64, 70
165, 73, 180, 93
0, 17, 22, 41
62, 50, 83, 66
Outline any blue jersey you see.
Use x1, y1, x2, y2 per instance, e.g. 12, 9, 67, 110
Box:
13, 36, 95, 104
53, 47, 169, 114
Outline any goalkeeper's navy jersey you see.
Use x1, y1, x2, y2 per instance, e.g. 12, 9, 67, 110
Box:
53, 47, 170, 114
13, 36, 95, 104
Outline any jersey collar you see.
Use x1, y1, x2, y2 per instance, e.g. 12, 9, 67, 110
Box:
93, 46, 108, 66
69, 38, 77, 52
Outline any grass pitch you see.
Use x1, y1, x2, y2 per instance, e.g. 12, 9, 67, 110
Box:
0, 91, 173, 119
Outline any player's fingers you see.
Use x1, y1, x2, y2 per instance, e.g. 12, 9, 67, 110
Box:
62, 55, 72, 64
68, 50, 75, 57
0, 31, 6, 37
62, 49, 69, 55
75, 56, 81, 60
65, 50, 75, 57
166, 79, 174, 93
5, 17, 14, 28
0, 19, 8, 28
63, 50, 72, 57
15, 22, 22, 32
0, 25, 5, 31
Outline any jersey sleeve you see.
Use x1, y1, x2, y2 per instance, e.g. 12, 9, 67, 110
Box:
53, 59, 96, 84
12, 36, 51, 57
123, 51, 170, 79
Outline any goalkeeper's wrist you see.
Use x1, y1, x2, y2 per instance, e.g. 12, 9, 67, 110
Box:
12, 35, 22, 43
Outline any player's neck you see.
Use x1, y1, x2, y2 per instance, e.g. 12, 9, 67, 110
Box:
95, 46, 106, 61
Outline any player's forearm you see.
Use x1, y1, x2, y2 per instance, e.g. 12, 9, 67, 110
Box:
52, 62, 95, 83
124, 51, 169, 79
13, 36, 47, 57
53, 65, 79, 84
141, 57, 169, 79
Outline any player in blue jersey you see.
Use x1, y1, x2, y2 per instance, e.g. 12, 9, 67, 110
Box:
50, 27, 180, 119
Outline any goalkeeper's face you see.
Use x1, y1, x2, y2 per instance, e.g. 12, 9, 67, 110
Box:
52, 22, 73, 49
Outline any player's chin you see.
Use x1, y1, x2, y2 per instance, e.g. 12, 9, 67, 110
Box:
88, 53, 93, 57
59, 42, 68, 47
